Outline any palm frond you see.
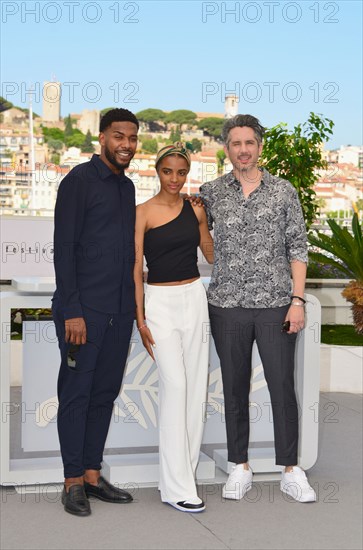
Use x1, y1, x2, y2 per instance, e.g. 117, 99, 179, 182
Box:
308, 251, 354, 278
308, 215, 363, 282
352, 213, 363, 248
327, 219, 356, 252
308, 232, 356, 267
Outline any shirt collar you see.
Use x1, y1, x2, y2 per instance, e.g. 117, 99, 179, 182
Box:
91, 154, 124, 181
225, 168, 270, 188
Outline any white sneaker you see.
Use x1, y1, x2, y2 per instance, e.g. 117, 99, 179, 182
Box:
222, 464, 253, 500
280, 466, 317, 502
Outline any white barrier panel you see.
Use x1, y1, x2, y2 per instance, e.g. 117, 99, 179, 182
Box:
0, 216, 55, 279
0, 280, 321, 486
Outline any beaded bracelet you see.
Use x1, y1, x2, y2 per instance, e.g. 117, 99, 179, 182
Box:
138, 323, 147, 331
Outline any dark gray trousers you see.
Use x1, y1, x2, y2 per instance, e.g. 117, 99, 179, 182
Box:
209, 304, 298, 466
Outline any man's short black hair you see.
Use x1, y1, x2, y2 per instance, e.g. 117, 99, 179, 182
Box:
99, 108, 139, 132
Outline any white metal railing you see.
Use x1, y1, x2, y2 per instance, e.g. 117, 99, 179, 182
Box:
310, 212, 362, 232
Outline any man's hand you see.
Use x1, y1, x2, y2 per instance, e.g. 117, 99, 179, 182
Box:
182, 194, 204, 207
65, 317, 87, 345
285, 305, 305, 334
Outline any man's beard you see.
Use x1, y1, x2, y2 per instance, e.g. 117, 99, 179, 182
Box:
105, 145, 132, 170
235, 159, 259, 172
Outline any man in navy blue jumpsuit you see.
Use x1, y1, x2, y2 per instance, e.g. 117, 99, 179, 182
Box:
52, 109, 139, 516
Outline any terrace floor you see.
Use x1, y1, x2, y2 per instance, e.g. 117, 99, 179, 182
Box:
1, 392, 362, 550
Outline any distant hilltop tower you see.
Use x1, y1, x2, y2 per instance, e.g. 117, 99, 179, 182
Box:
79, 109, 100, 136
224, 94, 239, 119
43, 81, 61, 122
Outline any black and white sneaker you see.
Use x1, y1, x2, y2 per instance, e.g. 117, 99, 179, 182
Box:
167, 497, 205, 513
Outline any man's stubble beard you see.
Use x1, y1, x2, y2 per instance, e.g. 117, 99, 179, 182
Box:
234, 161, 258, 173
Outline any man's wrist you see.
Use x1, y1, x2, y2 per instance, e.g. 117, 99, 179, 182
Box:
291, 294, 306, 304
63, 303, 84, 320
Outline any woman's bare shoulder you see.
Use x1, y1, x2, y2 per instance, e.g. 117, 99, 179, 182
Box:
136, 198, 155, 215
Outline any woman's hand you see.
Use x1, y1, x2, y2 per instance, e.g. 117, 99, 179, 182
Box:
139, 325, 156, 360
284, 305, 305, 334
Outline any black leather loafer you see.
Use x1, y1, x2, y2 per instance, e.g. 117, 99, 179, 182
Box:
84, 476, 133, 503
61, 485, 91, 516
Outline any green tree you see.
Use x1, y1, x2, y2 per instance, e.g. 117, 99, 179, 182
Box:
47, 139, 63, 154
81, 130, 95, 153
198, 117, 224, 140
216, 149, 227, 174
64, 114, 73, 138
50, 153, 61, 165
42, 127, 65, 142
261, 113, 334, 229
136, 108, 166, 123
190, 138, 202, 153
141, 138, 158, 154
168, 127, 182, 144
136, 108, 166, 132
65, 130, 86, 148
165, 110, 197, 125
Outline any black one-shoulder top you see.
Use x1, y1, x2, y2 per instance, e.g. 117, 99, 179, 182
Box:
144, 200, 200, 283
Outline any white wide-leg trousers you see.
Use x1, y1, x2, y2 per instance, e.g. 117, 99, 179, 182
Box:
145, 279, 209, 502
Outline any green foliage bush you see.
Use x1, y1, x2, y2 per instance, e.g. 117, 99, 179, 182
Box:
261, 112, 334, 229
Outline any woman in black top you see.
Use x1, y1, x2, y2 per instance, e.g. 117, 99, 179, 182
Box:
134, 143, 213, 513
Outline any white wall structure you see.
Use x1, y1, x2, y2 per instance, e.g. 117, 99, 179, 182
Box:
338, 145, 363, 167
78, 109, 100, 136
0, 168, 65, 218
188, 153, 218, 185
225, 94, 239, 118
0, 281, 321, 486
320, 345, 362, 393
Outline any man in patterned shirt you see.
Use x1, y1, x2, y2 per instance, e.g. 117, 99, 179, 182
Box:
200, 114, 316, 503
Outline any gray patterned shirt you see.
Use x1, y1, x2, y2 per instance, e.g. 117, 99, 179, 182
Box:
199, 169, 308, 308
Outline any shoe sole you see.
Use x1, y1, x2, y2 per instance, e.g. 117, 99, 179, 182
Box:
85, 492, 132, 504
280, 485, 317, 503
167, 502, 206, 513
222, 482, 252, 500
63, 506, 91, 516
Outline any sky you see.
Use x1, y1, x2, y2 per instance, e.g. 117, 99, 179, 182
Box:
1, 0, 362, 149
